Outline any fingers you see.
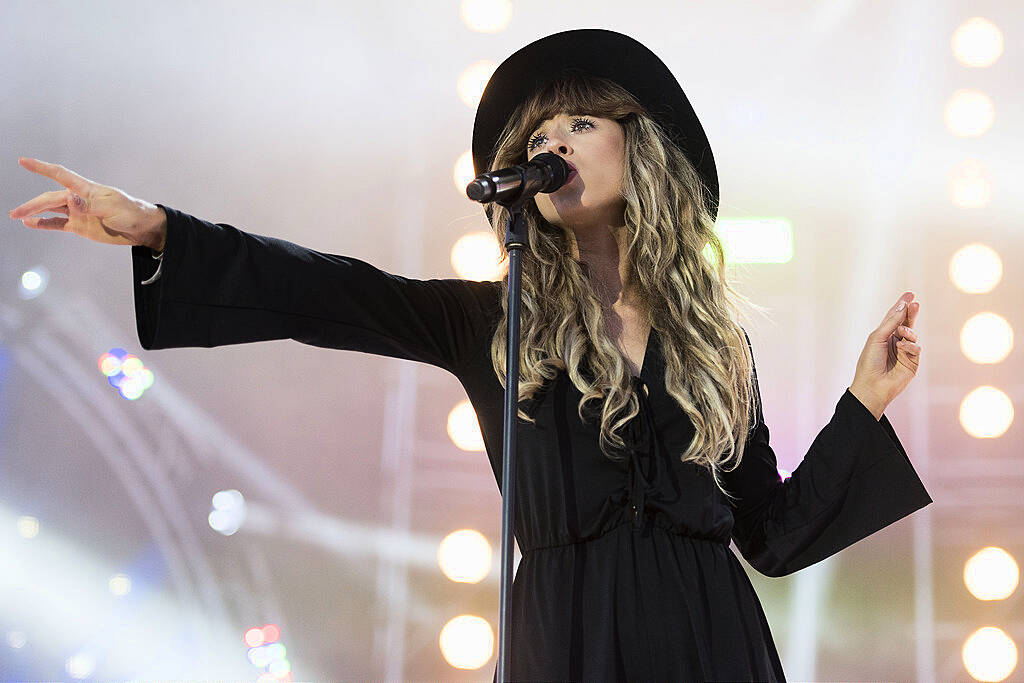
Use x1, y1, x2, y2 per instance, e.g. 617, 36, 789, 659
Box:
9, 189, 71, 218
19, 215, 69, 231
16, 157, 92, 194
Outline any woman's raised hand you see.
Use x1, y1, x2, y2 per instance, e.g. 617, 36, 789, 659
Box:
8, 157, 166, 251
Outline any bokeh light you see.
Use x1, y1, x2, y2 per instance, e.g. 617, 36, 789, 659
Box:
959, 386, 1014, 439
960, 313, 1013, 364
16, 515, 39, 539
962, 626, 1017, 682
451, 231, 503, 281
951, 17, 1004, 68
439, 615, 494, 669
66, 653, 97, 680
460, 0, 513, 33
964, 547, 1019, 601
209, 489, 246, 536
948, 159, 993, 209
5, 631, 27, 649
457, 60, 498, 109
447, 399, 485, 452
19, 266, 49, 299
453, 149, 477, 194
944, 89, 995, 137
438, 529, 492, 583
950, 244, 1002, 294
108, 573, 132, 596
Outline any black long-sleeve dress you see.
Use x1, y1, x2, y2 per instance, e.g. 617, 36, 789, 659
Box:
132, 205, 932, 682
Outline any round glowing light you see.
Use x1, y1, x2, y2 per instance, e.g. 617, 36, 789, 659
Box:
959, 386, 1014, 439
948, 159, 993, 209
16, 516, 39, 539
964, 547, 1020, 601
945, 89, 995, 137
952, 17, 1004, 68
248, 644, 272, 668
120, 356, 144, 376
18, 266, 49, 299
447, 399, 485, 452
963, 626, 1018, 681
213, 489, 245, 511
262, 623, 281, 643
950, 244, 1002, 294
266, 641, 287, 660
98, 353, 122, 376
66, 653, 96, 680
460, 0, 513, 33
268, 658, 292, 675
140, 367, 155, 389
244, 627, 265, 647
451, 231, 503, 281
119, 374, 146, 400
961, 313, 1013, 364
108, 573, 132, 596
457, 60, 498, 109
6, 631, 27, 649
208, 509, 240, 535
439, 615, 494, 670
438, 529, 492, 583
453, 149, 477, 195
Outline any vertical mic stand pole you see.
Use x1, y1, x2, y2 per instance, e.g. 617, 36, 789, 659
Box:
496, 200, 528, 683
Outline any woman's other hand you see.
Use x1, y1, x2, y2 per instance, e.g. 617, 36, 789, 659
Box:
850, 291, 922, 419
8, 157, 166, 251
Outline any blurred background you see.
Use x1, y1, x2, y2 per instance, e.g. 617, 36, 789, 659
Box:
1, 0, 1021, 680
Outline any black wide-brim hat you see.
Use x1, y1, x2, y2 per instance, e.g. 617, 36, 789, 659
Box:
471, 28, 719, 222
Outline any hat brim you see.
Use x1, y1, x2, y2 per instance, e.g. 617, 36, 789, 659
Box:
471, 28, 719, 222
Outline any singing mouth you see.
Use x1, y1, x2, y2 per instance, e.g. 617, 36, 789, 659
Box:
564, 161, 579, 183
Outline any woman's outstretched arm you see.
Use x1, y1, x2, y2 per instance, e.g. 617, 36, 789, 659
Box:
133, 204, 499, 374
9, 157, 499, 375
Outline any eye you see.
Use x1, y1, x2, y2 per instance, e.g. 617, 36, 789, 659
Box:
527, 117, 596, 152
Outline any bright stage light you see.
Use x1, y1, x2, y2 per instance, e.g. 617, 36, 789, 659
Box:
945, 89, 995, 138
960, 313, 1013, 364
451, 231, 503, 281
108, 573, 132, 596
453, 149, 476, 195
66, 652, 97, 680
17, 515, 39, 539
6, 631, 27, 649
245, 627, 265, 647
950, 244, 1002, 294
447, 399, 485, 452
209, 489, 247, 536
457, 60, 498, 109
964, 547, 1019, 601
439, 614, 494, 670
959, 386, 1014, 439
19, 266, 49, 299
460, 0, 513, 33
948, 159, 993, 209
962, 626, 1017, 682
438, 529, 492, 583
952, 17, 1004, 68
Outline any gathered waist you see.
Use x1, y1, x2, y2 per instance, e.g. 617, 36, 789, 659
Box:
520, 517, 731, 555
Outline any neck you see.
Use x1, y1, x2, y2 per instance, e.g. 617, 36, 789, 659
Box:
566, 221, 635, 308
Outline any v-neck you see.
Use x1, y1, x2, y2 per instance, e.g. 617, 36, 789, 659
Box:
631, 327, 657, 384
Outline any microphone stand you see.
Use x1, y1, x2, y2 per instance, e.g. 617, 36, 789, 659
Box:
465, 152, 566, 682
495, 196, 530, 683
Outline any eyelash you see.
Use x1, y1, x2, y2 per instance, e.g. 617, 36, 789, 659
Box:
527, 117, 596, 152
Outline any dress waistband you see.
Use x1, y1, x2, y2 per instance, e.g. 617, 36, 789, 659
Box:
520, 518, 731, 555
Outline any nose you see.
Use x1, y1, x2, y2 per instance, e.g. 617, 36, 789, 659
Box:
542, 133, 572, 156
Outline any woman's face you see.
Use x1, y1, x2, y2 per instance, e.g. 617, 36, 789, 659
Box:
525, 113, 626, 229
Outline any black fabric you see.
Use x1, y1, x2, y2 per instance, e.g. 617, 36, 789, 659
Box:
133, 205, 933, 682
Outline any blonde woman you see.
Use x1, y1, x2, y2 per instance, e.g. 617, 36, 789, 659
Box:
10, 28, 928, 683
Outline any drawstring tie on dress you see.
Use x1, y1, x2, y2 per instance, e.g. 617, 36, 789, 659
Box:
624, 375, 662, 529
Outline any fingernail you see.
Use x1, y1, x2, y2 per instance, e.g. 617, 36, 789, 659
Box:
897, 301, 906, 311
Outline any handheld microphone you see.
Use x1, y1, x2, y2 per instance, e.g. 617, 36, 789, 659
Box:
466, 152, 571, 204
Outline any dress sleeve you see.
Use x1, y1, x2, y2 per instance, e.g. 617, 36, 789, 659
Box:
723, 329, 932, 577
131, 204, 499, 375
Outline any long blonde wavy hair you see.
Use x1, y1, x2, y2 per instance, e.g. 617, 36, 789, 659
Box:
484, 73, 771, 495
